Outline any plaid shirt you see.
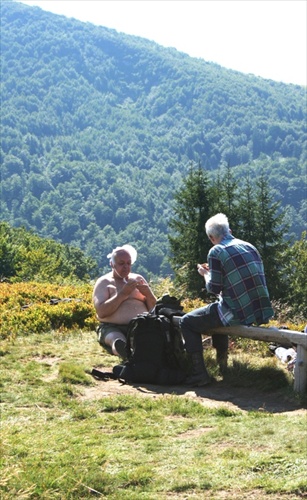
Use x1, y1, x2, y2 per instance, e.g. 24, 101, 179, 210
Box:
206, 235, 274, 326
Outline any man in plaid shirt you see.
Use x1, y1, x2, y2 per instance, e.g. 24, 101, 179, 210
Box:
180, 213, 274, 387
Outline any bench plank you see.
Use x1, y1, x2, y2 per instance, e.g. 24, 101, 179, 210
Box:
208, 325, 307, 394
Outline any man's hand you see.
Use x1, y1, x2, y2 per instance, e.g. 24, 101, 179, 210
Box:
197, 263, 211, 285
136, 278, 156, 310
121, 277, 156, 311
121, 278, 140, 296
135, 279, 150, 294
197, 263, 209, 276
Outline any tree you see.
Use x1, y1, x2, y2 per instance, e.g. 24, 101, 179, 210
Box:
253, 174, 288, 299
237, 173, 258, 243
0, 222, 97, 282
169, 168, 289, 302
168, 164, 214, 298
212, 164, 240, 234
0, 223, 17, 280
282, 232, 307, 318
1, 0, 306, 278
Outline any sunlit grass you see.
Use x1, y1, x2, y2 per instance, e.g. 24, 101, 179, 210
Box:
1, 329, 306, 499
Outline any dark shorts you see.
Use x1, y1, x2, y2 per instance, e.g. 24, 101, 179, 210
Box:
96, 322, 129, 354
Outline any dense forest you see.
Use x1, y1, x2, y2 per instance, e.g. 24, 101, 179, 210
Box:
1, 1, 306, 278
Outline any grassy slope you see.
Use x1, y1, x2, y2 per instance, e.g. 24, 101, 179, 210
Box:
1, 282, 306, 498
1, 328, 306, 499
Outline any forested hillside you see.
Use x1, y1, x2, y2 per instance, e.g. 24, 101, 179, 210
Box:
1, 1, 306, 278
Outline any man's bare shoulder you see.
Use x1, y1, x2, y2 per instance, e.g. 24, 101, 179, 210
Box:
129, 272, 146, 281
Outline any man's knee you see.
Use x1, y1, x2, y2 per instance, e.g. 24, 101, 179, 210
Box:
103, 331, 127, 356
105, 331, 125, 346
97, 325, 127, 355
112, 338, 127, 359
179, 313, 190, 333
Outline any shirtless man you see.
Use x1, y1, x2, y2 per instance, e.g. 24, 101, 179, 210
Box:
93, 244, 157, 359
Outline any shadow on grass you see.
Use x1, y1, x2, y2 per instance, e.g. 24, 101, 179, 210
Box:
113, 360, 307, 414
226, 359, 291, 390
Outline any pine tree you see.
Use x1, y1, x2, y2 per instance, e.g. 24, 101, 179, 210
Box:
212, 164, 240, 233
283, 232, 307, 318
168, 164, 213, 298
253, 174, 289, 299
168, 166, 289, 302
237, 174, 258, 243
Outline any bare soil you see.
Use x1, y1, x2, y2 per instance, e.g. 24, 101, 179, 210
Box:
81, 366, 307, 415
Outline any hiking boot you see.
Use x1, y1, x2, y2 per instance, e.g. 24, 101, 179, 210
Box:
184, 351, 212, 387
216, 350, 228, 376
113, 339, 128, 360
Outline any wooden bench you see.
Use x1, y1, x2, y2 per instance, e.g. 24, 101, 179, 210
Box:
172, 318, 307, 393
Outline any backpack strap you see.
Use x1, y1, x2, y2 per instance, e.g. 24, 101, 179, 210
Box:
157, 307, 185, 321
91, 368, 117, 381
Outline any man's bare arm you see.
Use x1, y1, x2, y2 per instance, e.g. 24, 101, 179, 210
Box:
93, 289, 126, 319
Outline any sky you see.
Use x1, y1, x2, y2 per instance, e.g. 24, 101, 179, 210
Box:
17, 0, 307, 86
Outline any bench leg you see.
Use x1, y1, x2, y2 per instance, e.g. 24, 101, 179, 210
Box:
294, 345, 307, 393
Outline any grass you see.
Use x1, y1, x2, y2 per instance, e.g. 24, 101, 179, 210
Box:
1, 330, 307, 499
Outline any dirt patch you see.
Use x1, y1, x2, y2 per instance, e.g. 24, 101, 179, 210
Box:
79, 367, 307, 415
31, 355, 62, 365
31, 355, 61, 381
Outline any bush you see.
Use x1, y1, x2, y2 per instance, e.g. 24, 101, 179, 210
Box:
0, 282, 96, 340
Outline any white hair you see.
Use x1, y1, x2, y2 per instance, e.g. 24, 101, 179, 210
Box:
205, 213, 230, 239
107, 244, 137, 265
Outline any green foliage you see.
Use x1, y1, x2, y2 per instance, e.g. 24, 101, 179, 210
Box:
0, 1, 306, 279
0, 281, 96, 340
169, 164, 213, 297
282, 232, 307, 318
252, 174, 288, 298
212, 165, 241, 226
169, 166, 288, 300
0, 222, 97, 282
0, 277, 187, 341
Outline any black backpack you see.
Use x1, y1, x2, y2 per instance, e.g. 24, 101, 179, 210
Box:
112, 307, 191, 385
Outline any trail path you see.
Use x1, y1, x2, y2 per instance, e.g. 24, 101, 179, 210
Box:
81, 370, 306, 415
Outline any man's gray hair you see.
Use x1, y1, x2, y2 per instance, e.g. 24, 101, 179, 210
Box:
107, 244, 137, 265
205, 213, 230, 239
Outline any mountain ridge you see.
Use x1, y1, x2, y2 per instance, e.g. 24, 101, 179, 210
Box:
1, 0, 306, 276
